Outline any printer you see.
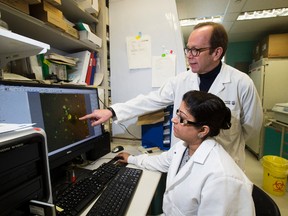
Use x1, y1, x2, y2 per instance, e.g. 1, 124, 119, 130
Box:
272, 103, 288, 125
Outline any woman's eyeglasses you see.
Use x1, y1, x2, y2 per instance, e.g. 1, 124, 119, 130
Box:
176, 109, 203, 126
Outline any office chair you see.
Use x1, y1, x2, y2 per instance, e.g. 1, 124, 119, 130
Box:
252, 184, 281, 216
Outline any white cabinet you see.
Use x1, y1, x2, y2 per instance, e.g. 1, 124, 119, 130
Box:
247, 58, 288, 157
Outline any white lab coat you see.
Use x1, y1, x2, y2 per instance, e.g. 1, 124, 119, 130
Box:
111, 63, 263, 170
128, 138, 256, 216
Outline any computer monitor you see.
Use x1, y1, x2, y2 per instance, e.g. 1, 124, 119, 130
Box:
0, 81, 107, 170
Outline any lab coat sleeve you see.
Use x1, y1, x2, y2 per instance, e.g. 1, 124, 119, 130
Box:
240, 77, 263, 141
198, 176, 255, 216
111, 76, 177, 123
127, 150, 174, 173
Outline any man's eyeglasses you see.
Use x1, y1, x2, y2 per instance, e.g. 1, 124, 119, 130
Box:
184, 47, 211, 57
176, 109, 203, 126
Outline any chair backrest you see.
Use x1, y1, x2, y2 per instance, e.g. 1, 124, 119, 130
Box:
252, 184, 281, 216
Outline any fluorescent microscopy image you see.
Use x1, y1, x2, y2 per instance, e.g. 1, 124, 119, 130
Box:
40, 93, 90, 152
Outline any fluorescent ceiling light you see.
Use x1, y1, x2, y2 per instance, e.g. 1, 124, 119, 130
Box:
237, 8, 288, 20
180, 16, 223, 27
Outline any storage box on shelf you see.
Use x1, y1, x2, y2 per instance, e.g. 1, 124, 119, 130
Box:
45, 0, 61, 6
0, 0, 30, 14
23, 0, 41, 4
30, 1, 67, 32
261, 33, 288, 58
252, 33, 288, 62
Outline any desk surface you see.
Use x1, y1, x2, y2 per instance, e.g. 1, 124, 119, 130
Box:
80, 144, 162, 216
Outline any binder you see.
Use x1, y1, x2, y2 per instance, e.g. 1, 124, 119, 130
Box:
85, 51, 94, 85
67, 50, 91, 84
90, 51, 97, 85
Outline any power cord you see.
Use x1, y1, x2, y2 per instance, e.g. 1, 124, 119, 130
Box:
98, 95, 141, 140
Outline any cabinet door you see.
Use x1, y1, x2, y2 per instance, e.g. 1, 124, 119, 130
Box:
283, 129, 288, 159
263, 126, 282, 156
249, 66, 264, 105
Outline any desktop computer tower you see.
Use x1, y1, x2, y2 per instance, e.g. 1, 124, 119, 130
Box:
0, 127, 52, 216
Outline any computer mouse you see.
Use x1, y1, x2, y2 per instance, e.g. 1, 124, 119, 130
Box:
111, 145, 124, 153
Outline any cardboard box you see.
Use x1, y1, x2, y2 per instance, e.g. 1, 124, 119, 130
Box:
29, 1, 63, 17
0, 0, 30, 14
23, 0, 41, 4
79, 30, 102, 48
30, 10, 66, 31
137, 109, 164, 126
45, 0, 61, 6
65, 24, 79, 39
261, 33, 288, 58
77, 0, 99, 14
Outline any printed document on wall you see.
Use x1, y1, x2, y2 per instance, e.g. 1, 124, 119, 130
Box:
152, 54, 176, 87
126, 35, 151, 69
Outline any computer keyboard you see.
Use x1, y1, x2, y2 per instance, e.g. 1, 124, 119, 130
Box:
55, 158, 127, 216
86, 167, 143, 216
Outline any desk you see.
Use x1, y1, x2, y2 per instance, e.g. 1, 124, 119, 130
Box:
80, 144, 162, 216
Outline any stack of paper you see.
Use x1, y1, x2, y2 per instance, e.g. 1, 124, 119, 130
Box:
66, 50, 91, 84
47, 53, 78, 66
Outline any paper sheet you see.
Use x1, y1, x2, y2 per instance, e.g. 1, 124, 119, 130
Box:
126, 35, 151, 69
152, 54, 176, 87
0, 123, 35, 134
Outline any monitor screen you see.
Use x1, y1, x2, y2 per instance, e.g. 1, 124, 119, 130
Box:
0, 81, 103, 169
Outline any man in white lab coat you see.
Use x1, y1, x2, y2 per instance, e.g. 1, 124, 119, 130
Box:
80, 22, 263, 170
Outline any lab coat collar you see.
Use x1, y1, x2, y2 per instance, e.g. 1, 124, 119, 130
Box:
208, 63, 231, 94
166, 139, 216, 190
192, 138, 216, 164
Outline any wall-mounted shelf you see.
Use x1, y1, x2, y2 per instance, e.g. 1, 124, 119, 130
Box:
0, 1, 111, 133
0, 28, 50, 68
0, 1, 99, 53
57, 0, 99, 24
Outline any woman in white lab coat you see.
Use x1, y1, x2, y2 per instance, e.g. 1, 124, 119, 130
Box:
117, 90, 255, 216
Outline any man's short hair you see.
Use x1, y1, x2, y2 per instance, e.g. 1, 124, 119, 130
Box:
194, 22, 228, 59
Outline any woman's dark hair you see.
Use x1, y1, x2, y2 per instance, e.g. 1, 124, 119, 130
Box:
182, 90, 231, 137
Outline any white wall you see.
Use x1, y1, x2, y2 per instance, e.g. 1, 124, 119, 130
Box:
109, 0, 186, 139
